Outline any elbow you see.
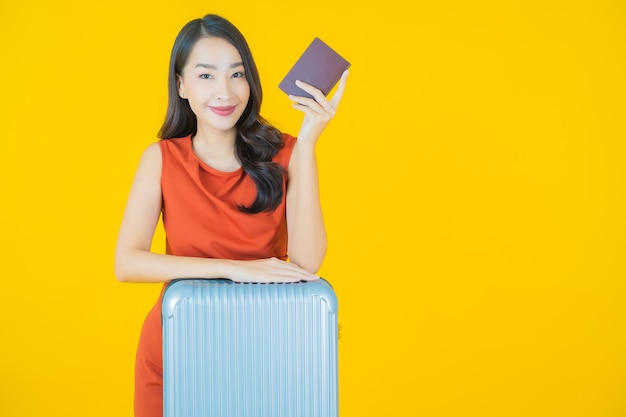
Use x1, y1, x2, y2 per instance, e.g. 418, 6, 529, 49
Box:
290, 240, 327, 274
114, 247, 154, 283
303, 261, 324, 275
114, 264, 127, 283
114, 252, 132, 283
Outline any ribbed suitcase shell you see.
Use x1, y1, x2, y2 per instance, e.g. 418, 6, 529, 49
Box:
162, 279, 338, 417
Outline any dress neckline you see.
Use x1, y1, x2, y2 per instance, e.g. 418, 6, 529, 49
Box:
186, 135, 243, 176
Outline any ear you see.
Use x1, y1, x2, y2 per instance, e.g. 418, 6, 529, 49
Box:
177, 75, 186, 99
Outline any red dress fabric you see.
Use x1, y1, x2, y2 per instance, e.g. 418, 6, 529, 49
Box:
134, 134, 296, 417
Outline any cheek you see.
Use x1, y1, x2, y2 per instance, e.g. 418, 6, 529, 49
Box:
236, 81, 251, 102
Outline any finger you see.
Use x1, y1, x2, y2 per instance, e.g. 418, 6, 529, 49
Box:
300, 274, 320, 282
288, 93, 327, 115
290, 95, 335, 121
294, 80, 336, 113
329, 70, 349, 109
270, 267, 319, 282
292, 99, 325, 116
265, 260, 318, 278
269, 272, 317, 283
263, 259, 319, 281
294, 79, 327, 102
289, 94, 319, 108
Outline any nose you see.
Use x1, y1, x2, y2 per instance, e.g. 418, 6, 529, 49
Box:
214, 77, 232, 101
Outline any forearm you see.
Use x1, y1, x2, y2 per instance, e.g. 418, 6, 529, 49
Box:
115, 249, 318, 284
285, 71, 347, 273
114, 249, 232, 283
287, 143, 327, 273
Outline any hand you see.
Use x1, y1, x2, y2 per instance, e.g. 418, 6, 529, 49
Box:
227, 257, 320, 283
289, 70, 349, 146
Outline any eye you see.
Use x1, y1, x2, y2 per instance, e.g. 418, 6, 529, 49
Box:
232, 71, 245, 79
199, 74, 213, 80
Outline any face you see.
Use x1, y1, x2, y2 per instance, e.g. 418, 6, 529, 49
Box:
177, 36, 250, 136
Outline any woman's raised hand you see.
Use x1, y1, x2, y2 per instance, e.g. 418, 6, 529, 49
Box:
289, 70, 349, 146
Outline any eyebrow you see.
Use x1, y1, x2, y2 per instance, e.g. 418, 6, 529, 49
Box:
194, 62, 244, 70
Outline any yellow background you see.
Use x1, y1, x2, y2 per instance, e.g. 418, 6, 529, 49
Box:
1, 0, 625, 416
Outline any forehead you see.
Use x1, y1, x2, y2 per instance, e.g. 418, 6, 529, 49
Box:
186, 37, 243, 67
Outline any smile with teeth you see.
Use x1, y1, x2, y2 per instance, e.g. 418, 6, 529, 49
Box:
209, 106, 236, 116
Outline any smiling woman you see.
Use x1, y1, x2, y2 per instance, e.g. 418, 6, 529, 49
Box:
177, 38, 250, 145
113, 13, 348, 417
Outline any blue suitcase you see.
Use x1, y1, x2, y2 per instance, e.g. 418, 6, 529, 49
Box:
162, 279, 339, 417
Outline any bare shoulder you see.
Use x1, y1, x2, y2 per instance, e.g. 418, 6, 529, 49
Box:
142, 141, 162, 162
136, 141, 162, 176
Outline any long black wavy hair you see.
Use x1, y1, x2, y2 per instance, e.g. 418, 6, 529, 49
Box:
158, 14, 285, 214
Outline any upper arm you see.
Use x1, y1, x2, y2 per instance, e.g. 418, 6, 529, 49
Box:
286, 141, 300, 241
115, 142, 163, 255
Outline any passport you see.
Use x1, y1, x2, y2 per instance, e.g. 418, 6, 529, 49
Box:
279, 37, 351, 99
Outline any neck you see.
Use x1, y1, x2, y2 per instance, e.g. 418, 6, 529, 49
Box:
192, 126, 241, 172
194, 125, 237, 151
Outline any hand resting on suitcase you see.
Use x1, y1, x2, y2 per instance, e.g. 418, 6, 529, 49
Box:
222, 257, 320, 283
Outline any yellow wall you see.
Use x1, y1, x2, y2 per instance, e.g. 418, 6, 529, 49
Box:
1, 1, 625, 416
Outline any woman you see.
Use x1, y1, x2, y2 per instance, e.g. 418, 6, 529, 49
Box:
114, 14, 348, 417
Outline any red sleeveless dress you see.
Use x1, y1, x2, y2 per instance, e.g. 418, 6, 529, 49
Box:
134, 134, 296, 417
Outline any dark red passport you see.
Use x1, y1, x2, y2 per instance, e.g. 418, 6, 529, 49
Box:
279, 37, 351, 99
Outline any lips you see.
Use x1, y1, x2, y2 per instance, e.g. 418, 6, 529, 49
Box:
209, 106, 236, 116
